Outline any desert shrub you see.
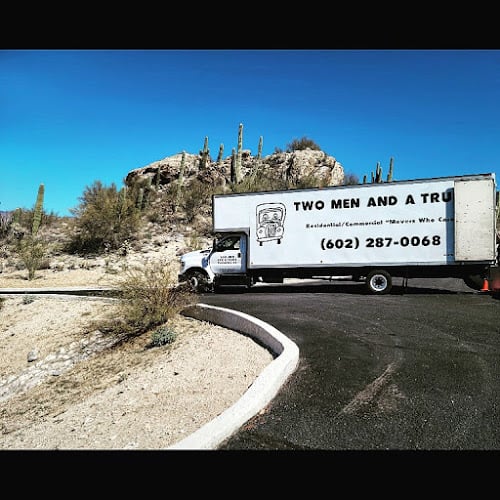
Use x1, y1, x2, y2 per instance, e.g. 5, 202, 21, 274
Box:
343, 172, 360, 185
293, 173, 329, 190
181, 179, 213, 222
22, 294, 35, 305
0, 296, 4, 311
17, 235, 47, 280
230, 171, 288, 194
286, 136, 321, 152
96, 259, 196, 337
0, 212, 13, 239
148, 325, 178, 348
67, 181, 142, 254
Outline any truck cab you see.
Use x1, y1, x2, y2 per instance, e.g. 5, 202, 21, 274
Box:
178, 233, 249, 292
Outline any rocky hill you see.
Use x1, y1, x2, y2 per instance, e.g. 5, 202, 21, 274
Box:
125, 148, 345, 192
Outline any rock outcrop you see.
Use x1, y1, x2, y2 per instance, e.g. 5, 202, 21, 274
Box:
125, 148, 345, 191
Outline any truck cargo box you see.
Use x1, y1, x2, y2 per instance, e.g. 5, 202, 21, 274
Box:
213, 173, 497, 269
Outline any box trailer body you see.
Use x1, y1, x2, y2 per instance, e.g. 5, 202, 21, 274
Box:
178, 173, 498, 294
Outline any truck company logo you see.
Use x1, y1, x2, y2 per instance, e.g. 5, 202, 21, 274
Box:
256, 202, 286, 246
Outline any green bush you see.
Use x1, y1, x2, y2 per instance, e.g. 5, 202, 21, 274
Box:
149, 325, 178, 348
181, 178, 213, 222
67, 181, 141, 254
286, 136, 322, 152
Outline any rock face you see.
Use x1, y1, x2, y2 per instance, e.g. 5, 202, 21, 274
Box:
125, 148, 345, 191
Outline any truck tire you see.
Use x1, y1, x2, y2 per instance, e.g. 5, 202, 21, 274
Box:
186, 270, 211, 293
365, 270, 392, 295
463, 273, 484, 291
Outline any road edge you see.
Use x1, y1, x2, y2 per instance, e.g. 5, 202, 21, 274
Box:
168, 303, 299, 450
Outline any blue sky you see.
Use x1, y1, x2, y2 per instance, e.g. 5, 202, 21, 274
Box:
1, 49, 499, 217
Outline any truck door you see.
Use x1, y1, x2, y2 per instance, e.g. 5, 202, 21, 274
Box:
454, 178, 497, 261
209, 235, 247, 275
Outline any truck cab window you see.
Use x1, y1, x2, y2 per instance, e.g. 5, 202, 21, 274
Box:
217, 236, 240, 251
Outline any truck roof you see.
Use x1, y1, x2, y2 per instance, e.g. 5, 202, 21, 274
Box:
212, 172, 496, 199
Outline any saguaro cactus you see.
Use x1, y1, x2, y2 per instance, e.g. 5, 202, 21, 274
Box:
216, 143, 224, 164
374, 162, 382, 183
20, 183, 46, 281
387, 157, 394, 182
257, 136, 263, 160
174, 151, 186, 211
230, 148, 237, 184
200, 136, 209, 171
155, 165, 161, 189
136, 187, 144, 211
235, 123, 243, 183
32, 183, 44, 236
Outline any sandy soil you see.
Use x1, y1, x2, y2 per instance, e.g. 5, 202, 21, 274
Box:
0, 263, 274, 450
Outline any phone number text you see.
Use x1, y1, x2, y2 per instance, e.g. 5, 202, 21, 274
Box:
320, 235, 442, 250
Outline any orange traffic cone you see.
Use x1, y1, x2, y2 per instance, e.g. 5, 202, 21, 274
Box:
480, 278, 490, 292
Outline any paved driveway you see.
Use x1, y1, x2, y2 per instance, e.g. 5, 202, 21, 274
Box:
199, 278, 500, 450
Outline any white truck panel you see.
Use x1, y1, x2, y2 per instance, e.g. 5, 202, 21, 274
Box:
214, 178, 474, 268
454, 178, 497, 261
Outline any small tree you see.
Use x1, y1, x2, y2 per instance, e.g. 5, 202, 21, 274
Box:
67, 180, 141, 254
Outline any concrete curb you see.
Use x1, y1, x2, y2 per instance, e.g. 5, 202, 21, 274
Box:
0, 287, 115, 294
169, 303, 299, 450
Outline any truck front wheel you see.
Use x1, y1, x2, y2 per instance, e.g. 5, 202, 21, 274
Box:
186, 270, 211, 293
365, 270, 392, 295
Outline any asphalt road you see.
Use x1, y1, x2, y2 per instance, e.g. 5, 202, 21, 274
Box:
198, 277, 500, 450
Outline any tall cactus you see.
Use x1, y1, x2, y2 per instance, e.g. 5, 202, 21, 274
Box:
257, 136, 263, 160
155, 165, 161, 189
118, 186, 128, 222
12, 207, 21, 224
174, 151, 186, 211
235, 123, 243, 183
387, 157, 394, 182
230, 148, 237, 184
216, 143, 224, 164
32, 183, 44, 236
21, 183, 45, 281
374, 162, 382, 183
200, 136, 209, 171
136, 187, 144, 211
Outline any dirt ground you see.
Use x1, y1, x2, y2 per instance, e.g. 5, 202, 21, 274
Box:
0, 262, 274, 450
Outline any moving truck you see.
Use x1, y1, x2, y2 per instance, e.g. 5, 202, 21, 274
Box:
178, 173, 499, 294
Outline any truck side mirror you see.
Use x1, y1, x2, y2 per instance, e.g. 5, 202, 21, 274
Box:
212, 239, 217, 251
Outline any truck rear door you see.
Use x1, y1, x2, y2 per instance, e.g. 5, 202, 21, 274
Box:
454, 177, 497, 262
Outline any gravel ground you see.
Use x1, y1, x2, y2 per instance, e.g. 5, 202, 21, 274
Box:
0, 264, 274, 450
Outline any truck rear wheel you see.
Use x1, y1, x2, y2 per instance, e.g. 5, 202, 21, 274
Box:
187, 270, 211, 293
365, 270, 392, 295
463, 273, 484, 291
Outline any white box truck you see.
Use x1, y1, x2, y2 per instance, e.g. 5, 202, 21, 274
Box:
178, 173, 499, 294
